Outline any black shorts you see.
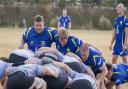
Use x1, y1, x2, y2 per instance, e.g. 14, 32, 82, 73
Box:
43, 74, 68, 89
7, 71, 34, 89
70, 79, 93, 89
8, 53, 27, 63
65, 62, 83, 73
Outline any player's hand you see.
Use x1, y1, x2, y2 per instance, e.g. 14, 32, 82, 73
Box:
123, 44, 127, 51
109, 44, 112, 50
25, 60, 36, 64
96, 79, 100, 88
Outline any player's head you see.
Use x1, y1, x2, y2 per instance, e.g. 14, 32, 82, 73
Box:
34, 15, 44, 33
0, 57, 8, 62
80, 43, 89, 61
106, 63, 113, 80
62, 8, 67, 16
116, 3, 125, 15
58, 27, 69, 46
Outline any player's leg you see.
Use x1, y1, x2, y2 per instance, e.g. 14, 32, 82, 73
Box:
112, 55, 118, 64
112, 50, 119, 64
96, 73, 106, 89
122, 56, 128, 63
121, 50, 128, 63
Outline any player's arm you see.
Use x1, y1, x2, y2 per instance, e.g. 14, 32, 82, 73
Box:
109, 29, 116, 50
18, 37, 25, 49
58, 17, 61, 30
83, 63, 96, 80
123, 27, 128, 50
96, 64, 108, 85
123, 18, 128, 50
66, 52, 82, 63
106, 80, 114, 89
68, 16, 71, 33
37, 47, 64, 60
18, 29, 29, 49
53, 62, 71, 72
58, 22, 61, 30
68, 22, 71, 32
2, 77, 8, 89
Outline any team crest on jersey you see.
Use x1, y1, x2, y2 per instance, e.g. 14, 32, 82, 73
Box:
30, 41, 34, 44
67, 48, 70, 52
65, 19, 68, 22
120, 21, 123, 25
58, 45, 60, 49
41, 41, 45, 46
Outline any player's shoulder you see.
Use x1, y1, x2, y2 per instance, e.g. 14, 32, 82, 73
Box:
48, 27, 58, 31
24, 26, 34, 35
124, 16, 128, 21
68, 35, 77, 41
114, 16, 118, 21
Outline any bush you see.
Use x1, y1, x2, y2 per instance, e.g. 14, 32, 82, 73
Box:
98, 15, 112, 30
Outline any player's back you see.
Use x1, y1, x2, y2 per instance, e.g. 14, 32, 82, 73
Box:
112, 63, 128, 79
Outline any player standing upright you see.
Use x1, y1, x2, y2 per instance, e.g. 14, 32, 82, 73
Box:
58, 8, 71, 32
106, 63, 128, 89
18, 15, 56, 53
109, 3, 128, 64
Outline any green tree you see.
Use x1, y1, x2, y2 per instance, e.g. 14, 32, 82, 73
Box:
58, 0, 66, 9
117, 0, 128, 7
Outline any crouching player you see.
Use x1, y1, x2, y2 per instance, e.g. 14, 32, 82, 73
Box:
106, 63, 128, 89
80, 43, 108, 89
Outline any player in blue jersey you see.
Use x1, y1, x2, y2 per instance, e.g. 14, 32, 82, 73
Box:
106, 63, 128, 89
58, 8, 71, 32
54, 28, 83, 58
80, 43, 108, 89
109, 3, 128, 64
18, 15, 56, 52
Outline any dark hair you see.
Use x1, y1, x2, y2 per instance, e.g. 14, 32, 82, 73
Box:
0, 57, 8, 62
35, 15, 44, 22
106, 63, 112, 70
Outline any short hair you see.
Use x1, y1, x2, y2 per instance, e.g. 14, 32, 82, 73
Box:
106, 63, 112, 70
58, 27, 68, 40
0, 57, 8, 62
35, 15, 44, 22
116, 3, 125, 10
80, 43, 89, 51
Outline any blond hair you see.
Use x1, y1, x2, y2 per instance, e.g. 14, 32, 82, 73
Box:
58, 27, 69, 40
116, 3, 125, 11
